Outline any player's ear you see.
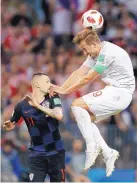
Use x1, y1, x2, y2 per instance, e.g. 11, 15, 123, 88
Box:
35, 81, 40, 88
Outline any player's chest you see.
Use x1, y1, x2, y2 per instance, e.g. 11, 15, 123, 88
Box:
22, 100, 51, 119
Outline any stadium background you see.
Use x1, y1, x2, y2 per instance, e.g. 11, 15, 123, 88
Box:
1, 0, 137, 182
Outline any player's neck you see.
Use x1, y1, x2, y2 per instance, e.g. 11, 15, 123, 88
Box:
32, 90, 46, 104
93, 44, 102, 58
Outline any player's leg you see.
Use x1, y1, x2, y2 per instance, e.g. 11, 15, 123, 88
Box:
82, 86, 131, 176
71, 97, 113, 166
28, 155, 47, 182
71, 97, 112, 157
48, 151, 65, 182
71, 98, 101, 169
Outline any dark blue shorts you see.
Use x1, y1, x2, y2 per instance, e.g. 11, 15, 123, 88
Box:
28, 151, 65, 182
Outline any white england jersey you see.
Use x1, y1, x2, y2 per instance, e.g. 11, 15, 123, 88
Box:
83, 41, 135, 94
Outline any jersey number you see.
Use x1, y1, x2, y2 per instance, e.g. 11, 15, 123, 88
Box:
26, 117, 35, 127
93, 91, 102, 97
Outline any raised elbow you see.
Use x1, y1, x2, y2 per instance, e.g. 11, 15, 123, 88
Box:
56, 114, 63, 121
53, 108, 64, 121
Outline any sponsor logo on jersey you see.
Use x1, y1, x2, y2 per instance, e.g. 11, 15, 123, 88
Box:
24, 109, 34, 113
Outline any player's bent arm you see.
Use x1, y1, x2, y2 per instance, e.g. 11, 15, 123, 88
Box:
61, 65, 90, 90
3, 102, 22, 131
52, 107, 63, 121
35, 105, 63, 121
65, 70, 100, 94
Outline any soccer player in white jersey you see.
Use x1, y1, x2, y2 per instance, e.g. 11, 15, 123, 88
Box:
50, 28, 135, 176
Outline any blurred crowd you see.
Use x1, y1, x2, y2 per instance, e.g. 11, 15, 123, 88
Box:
1, 0, 137, 182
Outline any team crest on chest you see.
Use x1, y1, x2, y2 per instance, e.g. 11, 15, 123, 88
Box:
42, 101, 50, 108
42, 101, 50, 117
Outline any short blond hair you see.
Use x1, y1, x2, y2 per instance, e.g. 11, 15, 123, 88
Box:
73, 28, 100, 45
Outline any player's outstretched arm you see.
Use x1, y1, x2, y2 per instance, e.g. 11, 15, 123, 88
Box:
61, 65, 90, 90
52, 54, 114, 94
51, 70, 100, 94
3, 102, 22, 131
65, 70, 100, 93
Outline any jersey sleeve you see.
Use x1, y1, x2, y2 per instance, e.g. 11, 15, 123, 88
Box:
51, 95, 62, 108
82, 56, 95, 68
92, 54, 115, 74
10, 102, 22, 123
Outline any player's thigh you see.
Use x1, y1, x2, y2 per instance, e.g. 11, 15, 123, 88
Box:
48, 151, 65, 182
82, 86, 132, 122
71, 97, 96, 120
71, 97, 89, 109
28, 156, 47, 182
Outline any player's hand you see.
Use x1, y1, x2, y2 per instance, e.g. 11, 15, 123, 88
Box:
50, 85, 66, 95
3, 120, 15, 131
49, 84, 57, 97
25, 94, 39, 108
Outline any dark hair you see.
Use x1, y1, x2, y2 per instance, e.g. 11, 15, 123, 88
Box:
32, 73, 48, 78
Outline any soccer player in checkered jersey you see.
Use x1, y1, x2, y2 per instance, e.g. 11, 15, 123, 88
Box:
3, 73, 65, 182
51, 28, 135, 176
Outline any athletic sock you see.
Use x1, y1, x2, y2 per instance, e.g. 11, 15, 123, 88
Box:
92, 123, 112, 158
71, 106, 96, 150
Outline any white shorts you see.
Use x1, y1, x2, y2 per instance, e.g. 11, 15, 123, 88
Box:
82, 86, 133, 123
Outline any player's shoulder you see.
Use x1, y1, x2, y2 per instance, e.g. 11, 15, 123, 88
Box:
14, 100, 25, 111
16, 99, 27, 107
46, 94, 60, 100
50, 94, 61, 102
52, 94, 60, 99
51, 95, 62, 106
102, 41, 119, 50
104, 41, 128, 55
102, 41, 115, 51
46, 94, 61, 102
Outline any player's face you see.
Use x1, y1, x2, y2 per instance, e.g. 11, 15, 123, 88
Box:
38, 75, 51, 93
79, 41, 100, 58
